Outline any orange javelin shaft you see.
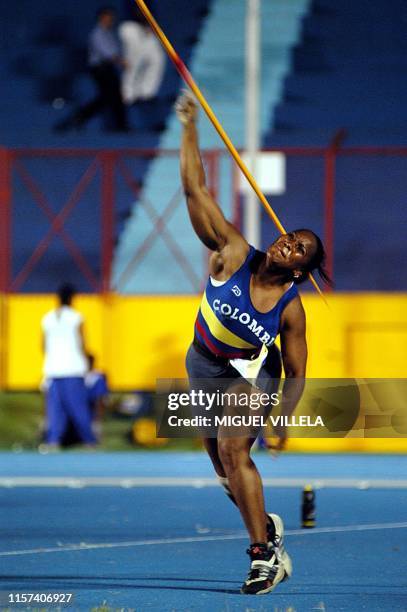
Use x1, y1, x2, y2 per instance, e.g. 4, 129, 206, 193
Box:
133, 0, 326, 301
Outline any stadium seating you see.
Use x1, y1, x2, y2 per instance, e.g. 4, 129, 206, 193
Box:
263, 0, 407, 289
0, 0, 210, 147
2, 0, 406, 291
113, 0, 310, 293
1, 0, 210, 291
268, 0, 407, 146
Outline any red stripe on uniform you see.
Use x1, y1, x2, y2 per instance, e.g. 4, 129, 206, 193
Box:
194, 319, 253, 359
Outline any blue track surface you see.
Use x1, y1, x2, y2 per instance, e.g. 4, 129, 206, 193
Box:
0, 452, 406, 611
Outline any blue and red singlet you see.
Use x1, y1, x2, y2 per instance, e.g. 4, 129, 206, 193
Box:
194, 246, 298, 360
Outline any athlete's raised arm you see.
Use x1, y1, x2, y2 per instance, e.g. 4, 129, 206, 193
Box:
176, 93, 248, 264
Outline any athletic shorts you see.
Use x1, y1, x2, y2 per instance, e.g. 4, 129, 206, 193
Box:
185, 342, 282, 438
186, 341, 281, 390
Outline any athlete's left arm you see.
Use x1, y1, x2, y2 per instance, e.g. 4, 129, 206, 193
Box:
280, 296, 307, 379
271, 297, 307, 452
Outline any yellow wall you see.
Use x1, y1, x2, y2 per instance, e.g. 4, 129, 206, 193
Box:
1, 292, 406, 453
1, 292, 407, 390
301, 293, 407, 378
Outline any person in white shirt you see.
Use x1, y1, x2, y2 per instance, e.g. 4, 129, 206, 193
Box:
119, 9, 165, 105
41, 284, 97, 448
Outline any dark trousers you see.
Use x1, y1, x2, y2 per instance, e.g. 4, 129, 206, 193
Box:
46, 377, 96, 445
76, 62, 128, 131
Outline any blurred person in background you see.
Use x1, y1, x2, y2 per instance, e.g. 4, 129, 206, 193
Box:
119, 5, 165, 106
55, 6, 128, 132
41, 284, 97, 450
41, 353, 109, 447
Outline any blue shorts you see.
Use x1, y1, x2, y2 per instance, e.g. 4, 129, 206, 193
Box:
185, 342, 281, 393
185, 343, 282, 438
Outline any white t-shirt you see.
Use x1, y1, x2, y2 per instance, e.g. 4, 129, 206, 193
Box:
42, 306, 88, 378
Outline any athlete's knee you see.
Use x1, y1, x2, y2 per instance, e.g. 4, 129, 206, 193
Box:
218, 438, 250, 473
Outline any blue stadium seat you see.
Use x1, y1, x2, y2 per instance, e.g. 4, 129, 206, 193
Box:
264, 0, 407, 290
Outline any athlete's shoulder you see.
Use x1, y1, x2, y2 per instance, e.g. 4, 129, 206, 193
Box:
209, 240, 252, 281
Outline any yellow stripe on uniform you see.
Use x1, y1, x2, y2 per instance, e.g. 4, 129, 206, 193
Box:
200, 292, 257, 350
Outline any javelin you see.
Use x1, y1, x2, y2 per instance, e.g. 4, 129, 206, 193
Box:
133, 0, 327, 302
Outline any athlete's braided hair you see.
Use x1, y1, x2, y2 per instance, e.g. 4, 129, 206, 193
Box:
293, 229, 333, 287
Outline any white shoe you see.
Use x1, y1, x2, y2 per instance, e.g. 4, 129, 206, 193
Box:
241, 542, 286, 595
267, 513, 292, 581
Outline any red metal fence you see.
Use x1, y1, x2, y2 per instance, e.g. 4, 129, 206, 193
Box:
1, 144, 407, 294
0, 148, 220, 293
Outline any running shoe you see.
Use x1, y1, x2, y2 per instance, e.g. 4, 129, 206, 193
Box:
267, 513, 292, 582
241, 542, 285, 595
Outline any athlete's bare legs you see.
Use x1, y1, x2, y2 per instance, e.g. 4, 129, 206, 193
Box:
217, 436, 268, 543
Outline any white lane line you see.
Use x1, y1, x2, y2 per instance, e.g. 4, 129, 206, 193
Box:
0, 522, 406, 557
1, 477, 407, 489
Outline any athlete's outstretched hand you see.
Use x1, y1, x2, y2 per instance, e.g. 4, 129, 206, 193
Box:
175, 90, 198, 125
267, 434, 287, 457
